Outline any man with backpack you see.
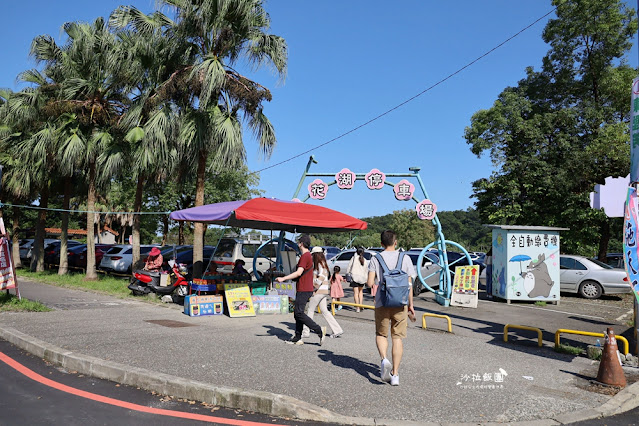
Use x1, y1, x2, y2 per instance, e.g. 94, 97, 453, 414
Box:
367, 230, 416, 386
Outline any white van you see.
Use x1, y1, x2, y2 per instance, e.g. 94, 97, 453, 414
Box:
208, 236, 298, 278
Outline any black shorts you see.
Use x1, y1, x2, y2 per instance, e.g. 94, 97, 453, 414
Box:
350, 281, 365, 288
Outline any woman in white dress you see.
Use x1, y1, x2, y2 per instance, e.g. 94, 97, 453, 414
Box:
347, 247, 369, 312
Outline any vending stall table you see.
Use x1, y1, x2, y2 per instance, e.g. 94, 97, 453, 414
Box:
169, 198, 368, 317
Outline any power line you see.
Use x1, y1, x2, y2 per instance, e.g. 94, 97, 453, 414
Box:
0, 203, 170, 215
256, 8, 557, 173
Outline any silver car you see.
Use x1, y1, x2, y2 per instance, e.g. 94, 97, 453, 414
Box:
559, 254, 632, 299
405, 250, 442, 293
99, 244, 159, 274
327, 249, 377, 277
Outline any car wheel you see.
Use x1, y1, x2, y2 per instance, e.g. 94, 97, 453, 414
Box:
578, 280, 602, 299
413, 279, 422, 297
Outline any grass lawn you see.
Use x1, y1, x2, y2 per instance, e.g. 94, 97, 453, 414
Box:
0, 292, 51, 312
16, 269, 135, 298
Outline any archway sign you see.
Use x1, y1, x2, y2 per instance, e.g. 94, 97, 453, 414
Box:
292, 155, 472, 307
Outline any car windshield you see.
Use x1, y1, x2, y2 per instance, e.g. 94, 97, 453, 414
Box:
589, 258, 614, 269
214, 239, 236, 258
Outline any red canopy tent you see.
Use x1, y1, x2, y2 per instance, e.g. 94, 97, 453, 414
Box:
169, 198, 367, 233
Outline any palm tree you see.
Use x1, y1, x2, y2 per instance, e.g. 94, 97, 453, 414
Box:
112, 0, 287, 277
30, 18, 133, 280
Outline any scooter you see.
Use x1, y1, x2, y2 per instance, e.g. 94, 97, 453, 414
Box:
128, 260, 190, 298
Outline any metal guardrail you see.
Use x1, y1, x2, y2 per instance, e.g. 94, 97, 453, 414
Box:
330, 300, 375, 315
421, 313, 453, 333
503, 324, 543, 347
555, 329, 629, 355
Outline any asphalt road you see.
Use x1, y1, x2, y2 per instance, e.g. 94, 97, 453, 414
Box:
0, 339, 333, 426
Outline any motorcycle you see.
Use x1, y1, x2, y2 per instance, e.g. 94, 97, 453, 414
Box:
128, 260, 190, 298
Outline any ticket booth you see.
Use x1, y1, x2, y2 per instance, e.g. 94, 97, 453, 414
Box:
487, 225, 568, 305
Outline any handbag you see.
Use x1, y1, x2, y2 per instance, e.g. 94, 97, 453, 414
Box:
344, 272, 353, 283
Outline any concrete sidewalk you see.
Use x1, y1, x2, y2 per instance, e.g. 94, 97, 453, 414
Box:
1, 279, 638, 425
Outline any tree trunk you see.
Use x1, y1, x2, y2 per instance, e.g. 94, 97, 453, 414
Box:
161, 214, 169, 246
85, 162, 98, 280
132, 175, 145, 269
192, 151, 207, 279
597, 219, 611, 262
11, 203, 21, 269
58, 177, 71, 275
178, 221, 184, 245
31, 182, 49, 272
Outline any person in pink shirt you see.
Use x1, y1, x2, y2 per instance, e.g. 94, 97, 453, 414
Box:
143, 247, 163, 272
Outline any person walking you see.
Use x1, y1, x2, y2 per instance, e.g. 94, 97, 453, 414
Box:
347, 247, 369, 312
302, 247, 343, 339
367, 230, 415, 386
330, 265, 345, 310
276, 235, 325, 346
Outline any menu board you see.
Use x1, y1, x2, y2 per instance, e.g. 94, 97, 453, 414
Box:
224, 284, 256, 317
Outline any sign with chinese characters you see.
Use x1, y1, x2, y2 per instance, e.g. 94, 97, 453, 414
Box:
365, 168, 385, 190
335, 168, 356, 190
308, 179, 328, 200
273, 280, 296, 300
393, 179, 415, 201
0, 218, 16, 291
631, 78, 639, 182
450, 265, 479, 308
623, 186, 639, 304
491, 227, 560, 302
416, 199, 437, 220
224, 283, 256, 317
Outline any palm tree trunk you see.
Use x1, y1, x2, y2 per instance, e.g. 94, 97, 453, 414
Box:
192, 151, 207, 279
132, 175, 145, 269
58, 176, 71, 275
161, 214, 168, 246
85, 162, 98, 280
11, 203, 21, 269
31, 182, 49, 272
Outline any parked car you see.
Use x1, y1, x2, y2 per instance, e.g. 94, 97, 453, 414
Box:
327, 249, 377, 276
67, 244, 113, 269
209, 237, 298, 278
406, 250, 441, 293
602, 253, 624, 269
99, 244, 159, 274
171, 246, 216, 279
21, 239, 57, 263
320, 246, 340, 261
560, 254, 632, 299
43, 240, 84, 266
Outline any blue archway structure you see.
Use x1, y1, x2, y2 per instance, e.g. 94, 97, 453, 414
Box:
292, 155, 472, 307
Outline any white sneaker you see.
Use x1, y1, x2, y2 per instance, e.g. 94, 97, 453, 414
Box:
390, 374, 399, 386
380, 358, 392, 382
319, 326, 326, 346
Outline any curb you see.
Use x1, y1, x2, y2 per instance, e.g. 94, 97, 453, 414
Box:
0, 323, 638, 425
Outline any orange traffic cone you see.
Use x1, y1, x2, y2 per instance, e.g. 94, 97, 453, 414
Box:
595, 327, 626, 388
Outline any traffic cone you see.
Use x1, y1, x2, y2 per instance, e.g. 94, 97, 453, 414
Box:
595, 327, 626, 388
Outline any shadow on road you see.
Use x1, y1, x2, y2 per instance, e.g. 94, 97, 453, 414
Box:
317, 349, 384, 384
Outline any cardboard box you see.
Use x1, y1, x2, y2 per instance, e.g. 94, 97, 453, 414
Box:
159, 273, 169, 287
184, 294, 223, 317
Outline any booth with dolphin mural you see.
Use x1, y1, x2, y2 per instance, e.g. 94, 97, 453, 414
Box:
487, 225, 567, 304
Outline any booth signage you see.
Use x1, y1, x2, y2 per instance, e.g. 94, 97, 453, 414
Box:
252, 295, 288, 314
224, 284, 256, 317
0, 218, 16, 291
273, 280, 296, 299
623, 186, 639, 303
450, 265, 479, 308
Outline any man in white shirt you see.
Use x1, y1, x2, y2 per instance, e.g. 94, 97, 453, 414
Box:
367, 230, 415, 386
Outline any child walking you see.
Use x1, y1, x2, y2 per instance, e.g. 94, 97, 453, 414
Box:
331, 266, 345, 311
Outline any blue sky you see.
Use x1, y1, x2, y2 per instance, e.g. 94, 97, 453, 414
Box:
2, 1, 637, 219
